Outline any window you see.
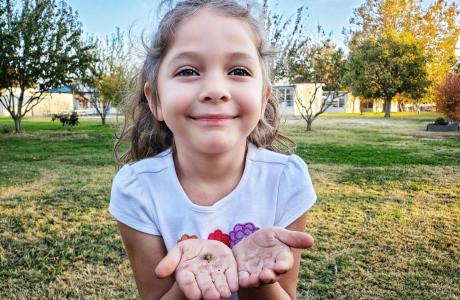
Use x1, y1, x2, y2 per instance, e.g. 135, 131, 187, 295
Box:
275, 87, 294, 107
329, 94, 346, 108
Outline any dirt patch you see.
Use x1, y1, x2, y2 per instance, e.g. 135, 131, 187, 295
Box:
409, 131, 460, 140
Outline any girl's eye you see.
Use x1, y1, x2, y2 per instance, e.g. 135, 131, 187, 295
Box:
176, 68, 199, 76
229, 68, 251, 76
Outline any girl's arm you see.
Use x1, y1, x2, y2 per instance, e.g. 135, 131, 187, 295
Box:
236, 213, 310, 300
117, 221, 186, 300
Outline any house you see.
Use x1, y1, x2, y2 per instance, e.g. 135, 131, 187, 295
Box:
0, 102, 6, 116
273, 83, 324, 118
29, 86, 75, 117
322, 92, 361, 113
0, 85, 118, 117
0, 86, 76, 117
273, 79, 434, 116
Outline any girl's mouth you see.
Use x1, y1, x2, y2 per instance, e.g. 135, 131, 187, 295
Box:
190, 114, 237, 125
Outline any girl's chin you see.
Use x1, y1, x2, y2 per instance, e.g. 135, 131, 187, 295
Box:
191, 138, 245, 155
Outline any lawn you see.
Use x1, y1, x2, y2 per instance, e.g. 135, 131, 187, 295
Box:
1, 114, 459, 299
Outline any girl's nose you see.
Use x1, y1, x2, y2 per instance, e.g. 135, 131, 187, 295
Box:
199, 74, 231, 103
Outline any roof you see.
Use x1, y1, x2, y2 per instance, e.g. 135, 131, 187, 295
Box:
47, 85, 95, 94
47, 86, 73, 93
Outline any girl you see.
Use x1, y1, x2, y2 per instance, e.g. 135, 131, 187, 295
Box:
110, 1, 317, 299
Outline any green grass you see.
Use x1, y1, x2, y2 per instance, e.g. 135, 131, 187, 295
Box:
1, 115, 459, 299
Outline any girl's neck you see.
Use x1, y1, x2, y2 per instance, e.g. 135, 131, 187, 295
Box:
172, 141, 248, 206
173, 141, 248, 183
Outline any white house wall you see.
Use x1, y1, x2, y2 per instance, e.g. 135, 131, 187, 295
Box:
28, 93, 74, 117
0, 88, 75, 117
346, 96, 362, 113
323, 93, 347, 113
373, 100, 400, 113
293, 83, 323, 117
0, 102, 6, 116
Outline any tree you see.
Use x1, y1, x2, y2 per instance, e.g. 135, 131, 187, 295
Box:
454, 60, 460, 75
0, 0, 97, 133
262, 0, 309, 82
263, 1, 348, 131
436, 73, 460, 122
347, 32, 429, 118
348, 0, 460, 102
290, 39, 348, 130
78, 29, 132, 125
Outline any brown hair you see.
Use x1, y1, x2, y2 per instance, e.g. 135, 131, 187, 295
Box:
113, 0, 293, 167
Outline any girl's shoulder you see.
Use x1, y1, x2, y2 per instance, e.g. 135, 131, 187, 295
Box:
116, 147, 174, 178
248, 143, 306, 168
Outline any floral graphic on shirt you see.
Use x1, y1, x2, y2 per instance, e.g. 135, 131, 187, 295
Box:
208, 229, 230, 247
177, 222, 260, 248
229, 222, 260, 248
177, 234, 198, 243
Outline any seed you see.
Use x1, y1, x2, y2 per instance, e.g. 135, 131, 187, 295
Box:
203, 253, 213, 262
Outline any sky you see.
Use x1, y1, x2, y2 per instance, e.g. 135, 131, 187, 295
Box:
65, 0, 365, 50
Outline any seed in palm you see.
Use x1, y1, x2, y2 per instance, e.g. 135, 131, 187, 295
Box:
203, 253, 213, 262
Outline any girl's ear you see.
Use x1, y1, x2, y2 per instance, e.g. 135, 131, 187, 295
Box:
262, 83, 272, 114
144, 82, 164, 121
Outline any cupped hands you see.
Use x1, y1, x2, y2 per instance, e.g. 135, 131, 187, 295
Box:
155, 239, 239, 300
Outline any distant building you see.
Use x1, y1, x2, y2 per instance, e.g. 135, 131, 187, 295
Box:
322, 92, 360, 113
273, 83, 324, 118
0, 86, 118, 117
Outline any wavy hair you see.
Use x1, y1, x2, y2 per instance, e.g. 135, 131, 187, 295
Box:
113, 0, 293, 167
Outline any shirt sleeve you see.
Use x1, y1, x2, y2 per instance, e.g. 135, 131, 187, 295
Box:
274, 154, 317, 228
108, 164, 160, 236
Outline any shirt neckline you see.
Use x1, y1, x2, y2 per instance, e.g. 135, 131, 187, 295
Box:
167, 143, 257, 212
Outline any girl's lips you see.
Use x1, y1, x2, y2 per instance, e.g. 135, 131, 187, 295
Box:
191, 114, 236, 120
190, 114, 237, 125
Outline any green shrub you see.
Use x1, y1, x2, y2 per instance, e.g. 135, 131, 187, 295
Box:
51, 112, 79, 128
0, 124, 13, 134
434, 117, 448, 125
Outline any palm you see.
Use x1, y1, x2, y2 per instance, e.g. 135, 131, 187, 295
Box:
156, 239, 238, 300
232, 227, 313, 288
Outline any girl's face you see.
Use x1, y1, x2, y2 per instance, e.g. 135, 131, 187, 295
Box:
147, 9, 270, 156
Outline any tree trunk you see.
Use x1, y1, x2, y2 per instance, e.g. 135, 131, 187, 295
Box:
14, 91, 25, 133
101, 115, 106, 125
384, 99, 391, 119
306, 119, 313, 131
14, 117, 21, 133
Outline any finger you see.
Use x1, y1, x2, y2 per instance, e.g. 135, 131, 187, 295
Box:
274, 250, 293, 274
225, 266, 239, 293
259, 267, 278, 284
248, 272, 260, 288
274, 228, 314, 249
238, 270, 251, 288
176, 270, 201, 300
196, 271, 220, 300
155, 245, 182, 278
212, 272, 232, 299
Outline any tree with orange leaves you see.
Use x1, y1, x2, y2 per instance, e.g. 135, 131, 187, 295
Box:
436, 73, 460, 122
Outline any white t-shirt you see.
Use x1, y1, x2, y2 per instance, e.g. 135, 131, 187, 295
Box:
109, 143, 316, 298
109, 144, 316, 300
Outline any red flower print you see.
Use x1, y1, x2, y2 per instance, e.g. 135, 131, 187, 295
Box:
177, 234, 198, 243
208, 229, 230, 247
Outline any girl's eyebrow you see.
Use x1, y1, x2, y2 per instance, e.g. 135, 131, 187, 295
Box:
169, 51, 257, 62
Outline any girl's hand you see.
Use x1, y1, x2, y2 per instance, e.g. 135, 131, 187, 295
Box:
155, 239, 238, 300
232, 227, 314, 288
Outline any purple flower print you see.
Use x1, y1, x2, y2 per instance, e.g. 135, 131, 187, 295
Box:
229, 222, 259, 248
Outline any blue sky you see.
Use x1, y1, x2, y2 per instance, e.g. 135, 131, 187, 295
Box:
66, 0, 364, 50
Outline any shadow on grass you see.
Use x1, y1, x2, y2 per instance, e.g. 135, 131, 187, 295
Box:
0, 217, 125, 284
297, 142, 460, 167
